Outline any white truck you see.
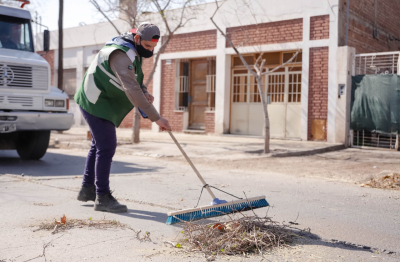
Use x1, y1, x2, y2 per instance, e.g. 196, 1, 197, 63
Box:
0, 5, 73, 160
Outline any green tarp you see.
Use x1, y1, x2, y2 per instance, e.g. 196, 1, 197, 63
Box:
351, 75, 400, 134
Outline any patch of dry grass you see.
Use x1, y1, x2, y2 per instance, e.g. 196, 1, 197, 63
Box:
362, 173, 400, 190
33, 215, 151, 242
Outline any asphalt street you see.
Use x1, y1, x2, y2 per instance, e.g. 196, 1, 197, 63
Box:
0, 148, 399, 261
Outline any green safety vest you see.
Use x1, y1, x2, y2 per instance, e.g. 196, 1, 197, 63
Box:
75, 43, 143, 127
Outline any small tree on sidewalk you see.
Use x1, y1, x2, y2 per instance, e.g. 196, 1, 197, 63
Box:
210, 0, 300, 153
91, 0, 203, 143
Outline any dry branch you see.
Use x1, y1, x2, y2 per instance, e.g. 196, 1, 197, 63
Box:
179, 213, 298, 257
33, 216, 151, 242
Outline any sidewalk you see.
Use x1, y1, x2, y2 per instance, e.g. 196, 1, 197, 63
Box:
50, 127, 344, 159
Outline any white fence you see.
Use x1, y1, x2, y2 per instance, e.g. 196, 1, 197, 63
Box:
353, 51, 400, 76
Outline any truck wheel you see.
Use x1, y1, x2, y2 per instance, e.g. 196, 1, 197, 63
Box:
16, 131, 50, 160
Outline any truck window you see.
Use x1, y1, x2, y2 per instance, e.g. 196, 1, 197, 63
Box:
0, 14, 33, 52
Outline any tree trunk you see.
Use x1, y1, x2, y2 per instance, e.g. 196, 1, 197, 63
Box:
256, 76, 270, 153
57, 0, 63, 90
132, 107, 140, 143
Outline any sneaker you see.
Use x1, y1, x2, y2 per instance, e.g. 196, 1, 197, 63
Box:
94, 191, 128, 213
77, 185, 96, 202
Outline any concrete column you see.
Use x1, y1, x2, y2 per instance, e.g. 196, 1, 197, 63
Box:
53, 49, 58, 86
76, 47, 83, 91
335, 46, 355, 146
327, 2, 340, 143
75, 47, 84, 126
152, 56, 162, 132
301, 16, 310, 141
215, 27, 230, 134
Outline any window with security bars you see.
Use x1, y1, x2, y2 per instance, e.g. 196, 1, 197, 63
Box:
288, 73, 302, 103
206, 58, 216, 111
232, 75, 248, 103
267, 74, 285, 103
175, 61, 189, 111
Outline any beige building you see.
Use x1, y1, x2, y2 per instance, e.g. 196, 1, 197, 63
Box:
36, 0, 400, 144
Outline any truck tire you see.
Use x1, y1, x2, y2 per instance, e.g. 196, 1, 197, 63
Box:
16, 131, 50, 160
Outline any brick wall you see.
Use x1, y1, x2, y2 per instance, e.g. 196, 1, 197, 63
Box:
37, 50, 55, 86
163, 30, 217, 53
310, 15, 330, 40
205, 112, 215, 134
226, 19, 303, 48
160, 59, 184, 132
308, 47, 329, 141
338, 0, 400, 53
120, 57, 155, 129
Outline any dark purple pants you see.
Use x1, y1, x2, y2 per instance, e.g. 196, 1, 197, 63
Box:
80, 107, 116, 195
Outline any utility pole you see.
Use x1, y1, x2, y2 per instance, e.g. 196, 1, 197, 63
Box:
58, 0, 64, 90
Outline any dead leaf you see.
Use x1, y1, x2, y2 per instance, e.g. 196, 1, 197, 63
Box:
212, 223, 225, 231
61, 214, 67, 224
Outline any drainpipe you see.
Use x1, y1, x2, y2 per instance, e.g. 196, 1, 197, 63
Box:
346, 0, 349, 45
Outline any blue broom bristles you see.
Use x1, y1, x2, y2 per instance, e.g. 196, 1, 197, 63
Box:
166, 198, 269, 225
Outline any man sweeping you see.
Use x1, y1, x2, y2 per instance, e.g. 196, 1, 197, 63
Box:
74, 22, 171, 213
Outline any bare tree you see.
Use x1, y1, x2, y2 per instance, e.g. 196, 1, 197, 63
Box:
91, 0, 203, 143
210, 0, 300, 153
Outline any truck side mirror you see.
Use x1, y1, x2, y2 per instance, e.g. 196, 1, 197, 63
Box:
43, 30, 50, 52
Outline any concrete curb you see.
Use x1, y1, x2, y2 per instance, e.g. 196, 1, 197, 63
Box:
51, 140, 346, 159
271, 144, 345, 157
53, 141, 170, 158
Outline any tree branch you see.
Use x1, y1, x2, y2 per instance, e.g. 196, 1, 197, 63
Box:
210, 1, 257, 78
90, 0, 121, 35
261, 49, 301, 75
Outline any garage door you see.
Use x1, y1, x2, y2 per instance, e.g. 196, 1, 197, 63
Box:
230, 67, 302, 138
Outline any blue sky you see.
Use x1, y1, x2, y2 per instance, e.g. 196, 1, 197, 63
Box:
28, 0, 105, 34
27, 0, 213, 34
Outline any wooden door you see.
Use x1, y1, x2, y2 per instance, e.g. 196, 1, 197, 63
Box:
189, 59, 208, 129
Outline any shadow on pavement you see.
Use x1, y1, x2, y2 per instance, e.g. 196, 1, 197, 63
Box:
294, 230, 376, 254
114, 208, 218, 228
124, 209, 170, 224
0, 151, 161, 177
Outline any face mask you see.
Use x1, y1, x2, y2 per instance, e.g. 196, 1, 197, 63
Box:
135, 42, 154, 58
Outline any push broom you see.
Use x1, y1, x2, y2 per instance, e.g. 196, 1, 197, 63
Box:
166, 131, 269, 225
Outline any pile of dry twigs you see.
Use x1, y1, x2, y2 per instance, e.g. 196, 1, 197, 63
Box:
362, 173, 400, 190
34, 215, 127, 234
34, 215, 151, 241
179, 213, 298, 257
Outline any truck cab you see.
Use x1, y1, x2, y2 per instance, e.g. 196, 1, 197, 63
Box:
0, 5, 73, 160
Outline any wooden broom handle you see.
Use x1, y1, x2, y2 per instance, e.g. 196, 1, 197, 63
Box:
167, 130, 216, 199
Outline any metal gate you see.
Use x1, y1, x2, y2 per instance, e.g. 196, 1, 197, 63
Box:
351, 51, 400, 149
